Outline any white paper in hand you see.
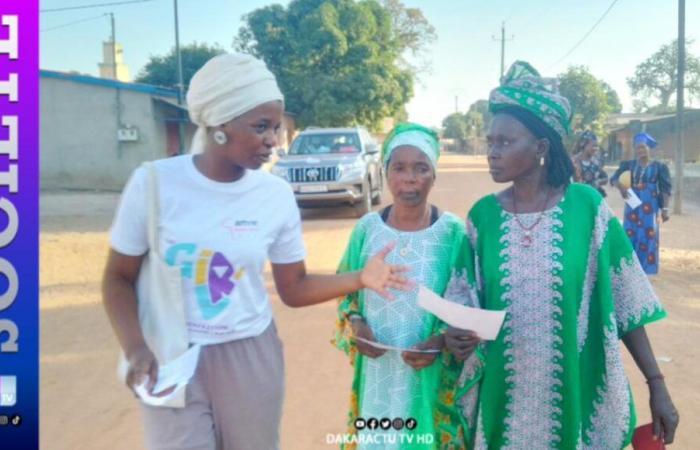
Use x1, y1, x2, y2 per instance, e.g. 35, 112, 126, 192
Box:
624, 189, 643, 210
135, 344, 201, 406
417, 285, 505, 340
135, 379, 187, 407
353, 336, 441, 353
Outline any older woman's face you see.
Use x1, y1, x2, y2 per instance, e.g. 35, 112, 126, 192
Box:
386, 146, 434, 207
217, 100, 283, 169
486, 113, 543, 183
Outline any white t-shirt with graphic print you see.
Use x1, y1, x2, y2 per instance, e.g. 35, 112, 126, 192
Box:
110, 154, 306, 345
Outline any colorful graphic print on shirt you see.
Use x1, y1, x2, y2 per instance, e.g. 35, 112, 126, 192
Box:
165, 243, 246, 320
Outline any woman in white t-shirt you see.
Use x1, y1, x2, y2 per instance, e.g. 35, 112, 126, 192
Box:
102, 53, 407, 450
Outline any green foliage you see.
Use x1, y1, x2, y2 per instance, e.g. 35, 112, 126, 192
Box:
465, 111, 484, 138
558, 65, 620, 132
380, 0, 436, 57
601, 81, 622, 113
468, 99, 491, 135
135, 42, 225, 90
234, 0, 424, 131
627, 39, 700, 110
441, 100, 489, 151
442, 110, 483, 140
379, 0, 436, 75
442, 112, 468, 142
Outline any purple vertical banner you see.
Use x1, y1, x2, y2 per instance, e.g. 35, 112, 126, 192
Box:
0, 0, 39, 449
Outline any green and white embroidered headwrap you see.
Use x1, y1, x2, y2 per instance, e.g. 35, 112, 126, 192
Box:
382, 122, 440, 170
489, 61, 572, 138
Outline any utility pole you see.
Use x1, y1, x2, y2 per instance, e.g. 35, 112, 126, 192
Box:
109, 12, 123, 156
673, 0, 685, 215
449, 88, 465, 113
174, 0, 186, 154
492, 22, 514, 81
109, 13, 116, 79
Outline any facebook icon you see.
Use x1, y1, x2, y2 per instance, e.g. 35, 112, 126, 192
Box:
0, 376, 16, 407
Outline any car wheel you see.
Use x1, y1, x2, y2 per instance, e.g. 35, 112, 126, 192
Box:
353, 181, 372, 218
371, 174, 383, 206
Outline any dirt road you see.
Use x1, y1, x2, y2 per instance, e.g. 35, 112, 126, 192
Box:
40, 154, 699, 449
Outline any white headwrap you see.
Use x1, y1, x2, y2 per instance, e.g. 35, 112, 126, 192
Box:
186, 53, 284, 153
383, 130, 439, 169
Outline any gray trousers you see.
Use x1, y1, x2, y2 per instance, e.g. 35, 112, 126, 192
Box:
141, 321, 285, 450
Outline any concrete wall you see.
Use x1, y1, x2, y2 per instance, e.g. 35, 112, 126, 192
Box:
41, 76, 172, 190
649, 113, 700, 163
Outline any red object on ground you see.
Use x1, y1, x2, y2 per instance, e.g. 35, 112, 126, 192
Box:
632, 423, 665, 450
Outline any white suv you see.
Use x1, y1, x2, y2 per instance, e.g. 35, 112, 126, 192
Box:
270, 127, 383, 217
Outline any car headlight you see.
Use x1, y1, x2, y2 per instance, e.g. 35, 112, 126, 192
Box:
338, 161, 366, 182
271, 165, 288, 179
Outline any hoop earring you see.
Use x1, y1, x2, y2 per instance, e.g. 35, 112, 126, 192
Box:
213, 130, 228, 146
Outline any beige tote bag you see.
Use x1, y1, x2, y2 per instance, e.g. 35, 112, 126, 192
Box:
117, 162, 189, 408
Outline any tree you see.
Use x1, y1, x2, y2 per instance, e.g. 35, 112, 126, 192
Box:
380, 0, 435, 57
558, 65, 620, 131
442, 112, 468, 145
234, 0, 417, 130
467, 99, 491, 136
441, 110, 483, 152
627, 39, 700, 110
601, 81, 622, 114
465, 111, 484, 138
135, 42, 225, 90
379, 0, 436, 75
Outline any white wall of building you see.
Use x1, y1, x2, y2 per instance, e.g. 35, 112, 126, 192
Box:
40, 74, 180, 190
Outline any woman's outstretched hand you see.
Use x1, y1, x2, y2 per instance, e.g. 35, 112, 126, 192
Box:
360, 242, 412, 300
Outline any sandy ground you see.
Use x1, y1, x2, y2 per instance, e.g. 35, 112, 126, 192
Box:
40, 154, 699, 449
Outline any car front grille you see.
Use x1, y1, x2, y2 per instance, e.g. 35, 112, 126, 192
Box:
288, 166, 339, 183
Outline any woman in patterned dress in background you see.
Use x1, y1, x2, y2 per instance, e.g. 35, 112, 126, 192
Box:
444, 62, 679, 449
572, 130, 608, 196
610, 132, 672, 275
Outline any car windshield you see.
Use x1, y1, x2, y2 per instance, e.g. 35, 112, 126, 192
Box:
289, 133, 361, 155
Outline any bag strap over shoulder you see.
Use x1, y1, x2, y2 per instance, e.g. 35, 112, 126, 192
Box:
144, 162, 160, 254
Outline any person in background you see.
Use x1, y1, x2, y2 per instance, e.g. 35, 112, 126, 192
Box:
572, 130, 608, 196
610, 132, 672, 275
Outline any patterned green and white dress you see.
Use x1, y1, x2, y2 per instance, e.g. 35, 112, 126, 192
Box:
334, 211, 472, 450
454, 184, 666, 449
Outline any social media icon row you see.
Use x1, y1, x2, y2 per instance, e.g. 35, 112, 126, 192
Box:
354, 417, 417, 431
0, 414, 21, 427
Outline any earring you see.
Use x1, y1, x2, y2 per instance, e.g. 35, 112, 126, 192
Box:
539, 156, 545, 166
213, 130, 228, 145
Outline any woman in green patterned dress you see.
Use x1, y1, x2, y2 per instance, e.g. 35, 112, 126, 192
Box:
445, 62, 679, 449
334, 123, 474, 449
